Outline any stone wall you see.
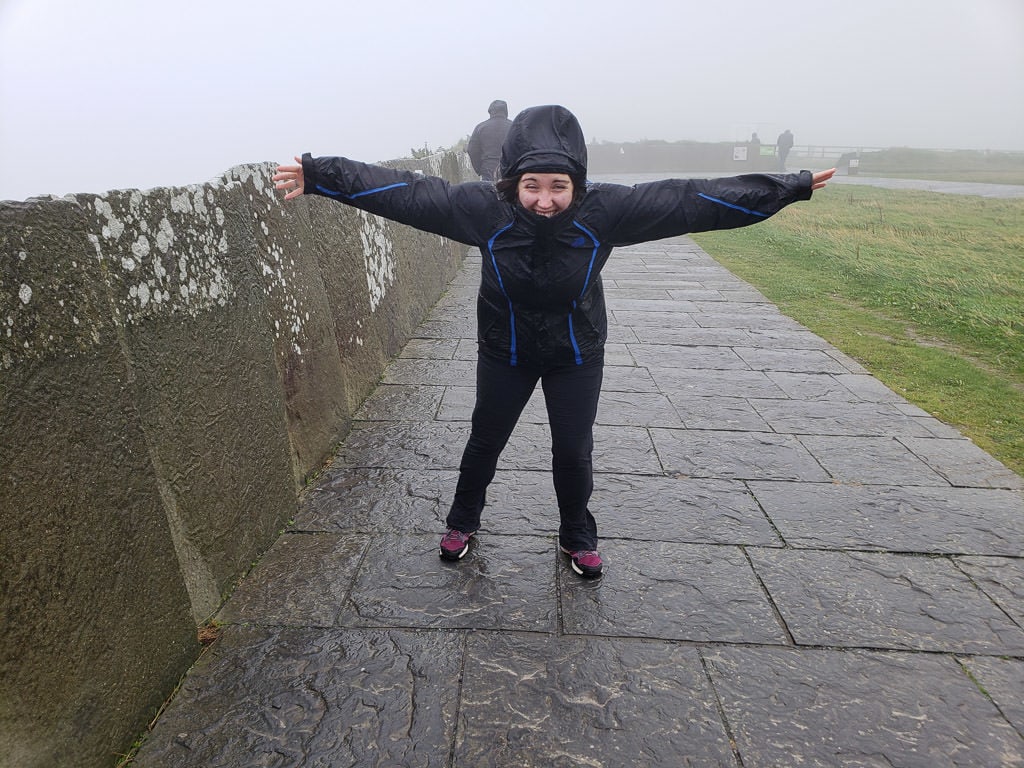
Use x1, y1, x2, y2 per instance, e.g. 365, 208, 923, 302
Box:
0, 150, 470, 767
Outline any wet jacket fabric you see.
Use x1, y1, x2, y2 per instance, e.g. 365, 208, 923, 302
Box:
499, 105, 588, 179
301, 157, 813, 367
467, 113, 513, 181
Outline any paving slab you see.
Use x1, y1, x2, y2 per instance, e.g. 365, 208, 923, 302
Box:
133, 232, 1024, 767
901, 435, 1024, 489
733, 345, 853, 374
749, 481, 1024, 555
397, 336, 458, 360
745, 327, 834, 350
959, 655, 1024, 738
747, 397, 939, 437
455, 634, 737, 767
595, 390, 684, 427
599, 363, 660, 393
765, 370, 893, 401
747, 547, 1024, 654
668, 393, 772, 431
335, 421, 471, 470
561, 541, 787, 644
704, 646, 1024, 767
590, 474, 781, 545
296, 467, 455, 533
131, 626, 462, 767
649, 366, 787, 399
217, 532, 369, 627
632, 324, 754, 346
355, 383, 444, 422
956, 556, 1024, 627
652, 427, 832, 481
631, 343, 749, 371
342, 533, 558, 632
798, 434, 950, 485
381, 357, 478, 386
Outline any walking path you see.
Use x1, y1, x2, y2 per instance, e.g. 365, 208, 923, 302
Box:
132, 187, 1024, 766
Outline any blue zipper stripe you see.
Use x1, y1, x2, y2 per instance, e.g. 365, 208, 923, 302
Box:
571, 221, 600, 297
487, 223, 517, 366
697, 192, 769, 218
566, 221, 601, 366
568, 303, 582, 365
315, 182, 409, 200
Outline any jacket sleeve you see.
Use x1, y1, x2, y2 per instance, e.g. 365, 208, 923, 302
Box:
600, 171, 814, 246
300, 153, 494, 245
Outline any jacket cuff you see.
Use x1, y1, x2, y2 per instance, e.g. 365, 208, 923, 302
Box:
301, 152, 315, 193
799, 169, 814, 200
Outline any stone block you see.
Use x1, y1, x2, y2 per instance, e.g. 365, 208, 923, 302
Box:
705, 646, 1022, 766
131, 627, 462, 768
456, 634, 736, 767
748, 548, 1024, 654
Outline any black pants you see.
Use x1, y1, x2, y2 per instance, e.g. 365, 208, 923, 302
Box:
446, 349, 604, 550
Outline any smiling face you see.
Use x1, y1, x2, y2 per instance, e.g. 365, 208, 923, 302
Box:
516, 173, 575, 217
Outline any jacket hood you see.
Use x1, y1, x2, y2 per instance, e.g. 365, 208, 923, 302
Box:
487, 99, 508, 117
498, 105, 587, 180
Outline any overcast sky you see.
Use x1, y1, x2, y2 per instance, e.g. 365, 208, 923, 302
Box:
1, 0, 1022, 200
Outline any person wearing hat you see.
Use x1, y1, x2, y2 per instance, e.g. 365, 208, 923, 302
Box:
274, 105, 834, 578
467, 100, 513, 181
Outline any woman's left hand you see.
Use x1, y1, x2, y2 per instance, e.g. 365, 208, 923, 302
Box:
273, 156, 305, 200
812, 168, 836, 191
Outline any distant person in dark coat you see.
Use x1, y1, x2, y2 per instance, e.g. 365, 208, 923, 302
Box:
467, 100, 513, 181
776, 129, 794, 171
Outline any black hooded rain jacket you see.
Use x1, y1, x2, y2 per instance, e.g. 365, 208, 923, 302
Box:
301, 107, 813, 368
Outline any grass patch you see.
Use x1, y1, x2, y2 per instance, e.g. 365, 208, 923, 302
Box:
691, 185, 1024, 477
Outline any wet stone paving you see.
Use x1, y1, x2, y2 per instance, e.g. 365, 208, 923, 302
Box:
133, 235, 1024, 767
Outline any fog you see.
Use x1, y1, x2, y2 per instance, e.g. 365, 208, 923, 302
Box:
1, 0, 1022, 200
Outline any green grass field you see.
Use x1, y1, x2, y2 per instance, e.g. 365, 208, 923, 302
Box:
691, 185, 1024, 477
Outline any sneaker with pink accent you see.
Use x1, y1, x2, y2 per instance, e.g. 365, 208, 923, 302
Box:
559, 544, 603, 578
439, 528, 475, 561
